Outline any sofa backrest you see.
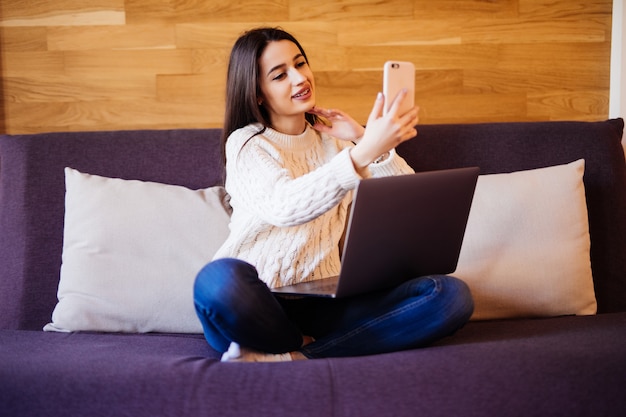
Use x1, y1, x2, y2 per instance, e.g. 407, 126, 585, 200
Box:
0, 119, 624, 330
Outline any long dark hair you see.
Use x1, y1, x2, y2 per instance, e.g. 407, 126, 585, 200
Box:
222, 27, 320, 155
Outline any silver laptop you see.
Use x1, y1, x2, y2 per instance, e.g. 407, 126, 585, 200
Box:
271, 167, 480, 298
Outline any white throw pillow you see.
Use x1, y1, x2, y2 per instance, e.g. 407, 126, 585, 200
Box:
454, 159, 597, 320
44, 168, 232, 333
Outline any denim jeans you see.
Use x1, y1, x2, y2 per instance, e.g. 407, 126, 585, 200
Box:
194, 258, 474, 359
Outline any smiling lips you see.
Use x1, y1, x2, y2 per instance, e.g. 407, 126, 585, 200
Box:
292, 87, 312, 100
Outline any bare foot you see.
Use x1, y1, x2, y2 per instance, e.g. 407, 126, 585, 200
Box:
289, 335, 314, 360
289, 351, 307, 360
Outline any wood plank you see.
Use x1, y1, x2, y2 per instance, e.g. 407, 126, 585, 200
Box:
346, 44, 499, 71
314, 71, 382, 98
1, 52, 65, 77
180, 23, 343, 72
415, 70, 465, 95
62, 50, 193, 76
4, 99, 217, 133
497, 42, 611, 71
0, 12, 125, 28
337, 20, 463, 46
190, 48, 231, 75
125, 0, 289, 23
156, 74, 223, 104
0, 0, 126, 27
176, 23, 256, 49
300, 45, 349, 72
413, 0, 519, 18
4, 75, 156, 103
519, 0, 611, 19
462, 17, 608, 43
527, 90, 609, 120
278, 23, 339, 46
289, 0, 413, 21
0, 102, 5, 133
176, 22, 339, 49
463, 69, 610, 94
47, 25, 177, 51
417, 93, 530, 124
0, 27, 48, 52
0, 0, 125, 19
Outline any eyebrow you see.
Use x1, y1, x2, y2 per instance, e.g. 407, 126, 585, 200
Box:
266, 54, 305, 77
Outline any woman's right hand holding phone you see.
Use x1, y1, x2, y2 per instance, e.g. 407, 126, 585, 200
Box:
349, 89, 419, 170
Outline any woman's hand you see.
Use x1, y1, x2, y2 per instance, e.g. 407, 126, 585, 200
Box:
308, 106, 366, 142
350, 90, 419, 170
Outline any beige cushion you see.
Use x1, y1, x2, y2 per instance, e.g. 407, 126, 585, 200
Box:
454, 159, 597, 320
45, 168, 231, 333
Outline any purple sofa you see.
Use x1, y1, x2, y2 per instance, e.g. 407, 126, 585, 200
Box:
1, 119, 626, 417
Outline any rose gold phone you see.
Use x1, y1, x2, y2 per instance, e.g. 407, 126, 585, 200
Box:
383, 61, 416, 116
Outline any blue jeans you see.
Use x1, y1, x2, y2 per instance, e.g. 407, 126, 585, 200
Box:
194, 258, 474, 359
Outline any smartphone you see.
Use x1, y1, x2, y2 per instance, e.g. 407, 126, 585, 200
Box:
383, 61, 416, 116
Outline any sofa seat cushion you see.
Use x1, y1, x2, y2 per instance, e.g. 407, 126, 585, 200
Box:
2, 313, 626, 417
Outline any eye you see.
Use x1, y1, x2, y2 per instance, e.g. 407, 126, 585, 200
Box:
272, 72, 287, 81
296, 60, 307, 68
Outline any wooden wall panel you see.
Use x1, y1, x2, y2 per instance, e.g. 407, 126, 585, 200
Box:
0, 0, 125, 27
0, 0, 614, 134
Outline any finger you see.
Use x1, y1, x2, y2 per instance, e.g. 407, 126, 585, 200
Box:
309, 106, 337, 118
367, 92, 385, 124
404, 126, 418, 140
396, 128, 416, 144
310, 107, 346, 121
311, 121, 332, 134
307, 106, 327, 116
398, 106, 419, 127
405, 122, 418, 140
386, 88, 408, 116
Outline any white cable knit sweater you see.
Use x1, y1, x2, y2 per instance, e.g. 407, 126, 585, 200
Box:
213, 123, 414, 288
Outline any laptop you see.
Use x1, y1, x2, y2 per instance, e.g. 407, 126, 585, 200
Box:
271, 166, 480, 298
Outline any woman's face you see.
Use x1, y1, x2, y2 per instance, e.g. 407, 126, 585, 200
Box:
257, 40, 315, 134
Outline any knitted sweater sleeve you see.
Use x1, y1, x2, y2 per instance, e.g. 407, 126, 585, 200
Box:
225, 129, 361, 228
368, 149, 415, 177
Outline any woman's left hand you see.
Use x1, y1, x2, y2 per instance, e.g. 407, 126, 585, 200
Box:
308, 106, 366, 142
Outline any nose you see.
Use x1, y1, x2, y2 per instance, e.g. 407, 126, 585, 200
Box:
289, 67, 306, 85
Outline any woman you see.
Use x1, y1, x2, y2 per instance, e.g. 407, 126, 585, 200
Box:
194, 27, 474, 362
